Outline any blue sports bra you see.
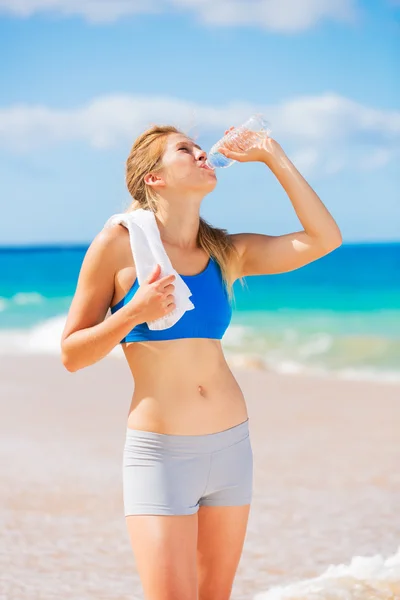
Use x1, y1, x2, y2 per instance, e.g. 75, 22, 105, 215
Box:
110, 256, 232, 343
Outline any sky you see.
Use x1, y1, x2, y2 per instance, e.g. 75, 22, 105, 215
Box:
0, 0, 399, 245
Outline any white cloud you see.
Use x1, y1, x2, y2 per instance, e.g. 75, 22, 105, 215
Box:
358, 148, 392, 170
0, 92, 399, 175
0, 0, 161, 22
0, 95, 205, 151
172, 0, 358, 31
0, 0, 359, 30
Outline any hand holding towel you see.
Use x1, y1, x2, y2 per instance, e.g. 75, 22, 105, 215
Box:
103, 208, 195, 330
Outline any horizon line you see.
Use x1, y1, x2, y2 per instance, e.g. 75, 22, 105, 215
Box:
1, 240, 400, 252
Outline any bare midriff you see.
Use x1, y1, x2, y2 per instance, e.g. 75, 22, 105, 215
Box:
122, 337, 248, 435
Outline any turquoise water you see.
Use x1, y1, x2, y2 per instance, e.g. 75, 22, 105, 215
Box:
1, 243, 399, 381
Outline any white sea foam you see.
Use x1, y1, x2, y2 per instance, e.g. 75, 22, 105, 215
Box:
12, 292, 44, 305
222, 324, 249, 346
0, 314, 123, 358
297, 332, 333, 359
0, 292, 46, 309
0, 317, 399, 383
253, 547, 400, 600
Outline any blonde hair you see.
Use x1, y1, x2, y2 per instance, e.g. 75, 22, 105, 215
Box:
125, 124, 242, 300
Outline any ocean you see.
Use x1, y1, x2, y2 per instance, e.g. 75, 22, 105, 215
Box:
1, 242, 399, 383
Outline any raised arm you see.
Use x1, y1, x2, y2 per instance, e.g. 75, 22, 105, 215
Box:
220, 135, 342, 277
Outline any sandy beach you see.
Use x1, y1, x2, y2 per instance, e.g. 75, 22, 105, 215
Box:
1, 355, 399, 600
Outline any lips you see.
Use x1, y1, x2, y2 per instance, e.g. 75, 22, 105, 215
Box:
200, 163, 214, 171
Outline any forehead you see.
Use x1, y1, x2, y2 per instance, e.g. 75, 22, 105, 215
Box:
165, 133, 202, 152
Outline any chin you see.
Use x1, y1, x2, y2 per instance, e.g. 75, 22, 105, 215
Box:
205, 177, 218, 191
187, 179, 217, 194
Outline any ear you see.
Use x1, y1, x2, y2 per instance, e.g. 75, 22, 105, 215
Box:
143, 172, 165, 188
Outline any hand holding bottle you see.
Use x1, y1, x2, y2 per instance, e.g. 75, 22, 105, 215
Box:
219, 126, 283, 168
206, 114, 285, 170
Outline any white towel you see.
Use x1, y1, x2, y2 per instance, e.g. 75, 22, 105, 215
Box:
103, 208, 195, 330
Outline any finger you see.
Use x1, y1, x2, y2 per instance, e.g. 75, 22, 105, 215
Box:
146, 263, 161, 283
166, 302, 176, 313
219, 147, 246, 161
164, 295, 175, 309
159, 274, 176, 286
163, 284, 175, 294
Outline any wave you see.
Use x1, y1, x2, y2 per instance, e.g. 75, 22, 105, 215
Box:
254, 547, 400, 599
0, 316, 399, 383
0, 315, 123, 358
223, 324, 400, 384
225, 352, 400, 384
0, 292, 45, 310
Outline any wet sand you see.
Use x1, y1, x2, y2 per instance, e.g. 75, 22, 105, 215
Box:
1, 355, 399, 599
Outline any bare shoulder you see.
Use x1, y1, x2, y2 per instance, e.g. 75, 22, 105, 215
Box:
95, 222, 129, 251
85, 222, 131, 269
61, 223, 132, 343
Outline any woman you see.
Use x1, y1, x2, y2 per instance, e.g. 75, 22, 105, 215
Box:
61, 124, 342, 600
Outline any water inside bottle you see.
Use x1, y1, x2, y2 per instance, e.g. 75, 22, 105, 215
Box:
206, 150, 234, 169
206, 114, 271, 169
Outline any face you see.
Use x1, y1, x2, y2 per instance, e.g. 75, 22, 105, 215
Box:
149, 133, 217, 195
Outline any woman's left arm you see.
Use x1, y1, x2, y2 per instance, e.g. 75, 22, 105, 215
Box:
220, 135, 343, 277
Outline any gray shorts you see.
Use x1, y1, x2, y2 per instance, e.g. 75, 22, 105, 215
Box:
123, 418, 253, 516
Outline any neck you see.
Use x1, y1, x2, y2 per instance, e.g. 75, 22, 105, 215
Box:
154, 191, 204, 250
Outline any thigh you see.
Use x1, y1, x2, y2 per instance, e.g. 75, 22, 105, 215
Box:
126, 513, 198, 600
197, 504, 251, 600
123, 433, 210, 516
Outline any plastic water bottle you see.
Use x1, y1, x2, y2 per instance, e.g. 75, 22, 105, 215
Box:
206, 114, 271, 169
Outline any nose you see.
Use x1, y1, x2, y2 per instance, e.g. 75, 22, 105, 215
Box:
197, 149, 207, 164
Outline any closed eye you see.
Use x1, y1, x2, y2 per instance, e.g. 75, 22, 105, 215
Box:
179, 147, 190, 152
